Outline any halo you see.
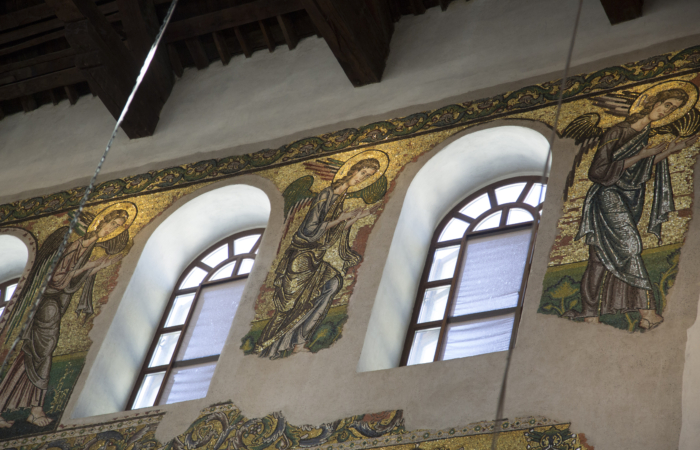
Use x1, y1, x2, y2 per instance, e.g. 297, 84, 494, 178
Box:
332, 150, 389, 193
629, 80, 698, 127
87, 202, 138, 242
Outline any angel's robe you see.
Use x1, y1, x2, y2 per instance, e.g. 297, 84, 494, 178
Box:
570, 121, 674, 317
255, 187, 361, 358
0, 237, 96, 412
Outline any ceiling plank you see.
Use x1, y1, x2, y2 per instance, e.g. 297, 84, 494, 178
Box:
0, 49, 75, 75
276, 14, 298, 50
0, 54, 76, 86
0, 3, 55, 32
20, 95, 37, 112
167, 44, 184, 77
234, 26, 252, 58
185, 38, 210, 69
64, 84, 79, 104
599, 0, 643, 25
212, 31, 231, 65
0, 67, 84, 101
302, 0, 394, 87
46, 0, 167, 138
164, 0, 303, 43
258, 20, 275, 53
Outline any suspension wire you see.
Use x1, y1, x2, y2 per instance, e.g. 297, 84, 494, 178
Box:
0, 0, 179, 377
490, 1, 583, 448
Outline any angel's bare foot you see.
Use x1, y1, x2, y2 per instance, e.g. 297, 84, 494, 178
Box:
27, 407, 52, 427
638, 309, 663, 331
0, 417, 14, 428
292, 343, 310, 354
584, 316, 600, 324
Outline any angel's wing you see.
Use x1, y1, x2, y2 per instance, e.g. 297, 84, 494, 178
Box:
347, 175, 388, 205
4, 226, 68, 344
562, 113, 605, 201
591, 91, 638, 117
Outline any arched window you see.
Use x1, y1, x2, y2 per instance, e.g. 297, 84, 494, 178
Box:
127, 229, 264, 409
0, 278, 19, 318
401, 177, 546, 366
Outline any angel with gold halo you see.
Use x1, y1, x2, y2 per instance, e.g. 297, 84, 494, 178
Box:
254, 150, 388, 359
560, 81, 700, 330
0, 202, 136, 428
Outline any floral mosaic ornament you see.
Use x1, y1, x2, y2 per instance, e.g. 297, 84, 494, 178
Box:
538, 79, 700, 332
3, 46, 700, 227
0, 401, 588, 450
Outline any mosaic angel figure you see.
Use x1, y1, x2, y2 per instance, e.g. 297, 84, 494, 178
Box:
559, 81, 700, 330
254, 151, 388, 359
0, 203, 136, 428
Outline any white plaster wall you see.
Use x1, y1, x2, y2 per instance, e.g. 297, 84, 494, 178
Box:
2, 0, 700, 202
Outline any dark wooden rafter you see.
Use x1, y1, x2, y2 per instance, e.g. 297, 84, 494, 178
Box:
45, 0, 173, 138
599, 0, 643, 25
302, 0, 394, 87
277, 15, 298, 50
258, 20, 275, 53
0, 0, 452, 124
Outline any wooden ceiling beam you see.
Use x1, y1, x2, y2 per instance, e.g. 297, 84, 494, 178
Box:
46, 0, 168, 138
167, 44, 184, 77
599, 0, 643, 25
185, 38, 210, 69
64, 84, 79, 104
164, 0, 303, 43
116, 0, 173, 104
0, 54, 76, 86
302, 0, 394, 87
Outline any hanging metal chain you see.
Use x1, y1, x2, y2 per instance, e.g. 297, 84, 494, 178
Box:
0, 0, 180, 378
491, 1, 583, 448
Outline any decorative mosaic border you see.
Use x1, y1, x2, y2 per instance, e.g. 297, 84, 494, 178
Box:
0, 411, 164, 448
2, 45, 700, 226
309, 416, 560, 450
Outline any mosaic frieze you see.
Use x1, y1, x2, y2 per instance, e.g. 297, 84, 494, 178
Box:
0, 403, 589, 450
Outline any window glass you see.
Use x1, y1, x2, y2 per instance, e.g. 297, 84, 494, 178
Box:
473, 211, 501, 231
452, 229, 531, 317
150, 332, 181, 367
201, 245, 229, 268
428, 246, 460, 281
495, 183, 526, 205
238, 258, 255, 275
442, 313, 514, 360
165, 294, 196, 327
524, 183, 546, 207
5, 283, 17, 302
438, 218, 468, 242
234, 235, 260, 255
460, 193, 490, 219
507, 208, 534, 225
210, 261, 236, 281
180, 267, 208, 289
176, 279, 246, 361
406, 328, 440, 366
161, 361, 217, 405
418, 286, 450, 323
132, 372, 165, 409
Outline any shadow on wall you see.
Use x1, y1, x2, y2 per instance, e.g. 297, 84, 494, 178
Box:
357, 125, 551, 372
71, 184, 271, 419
